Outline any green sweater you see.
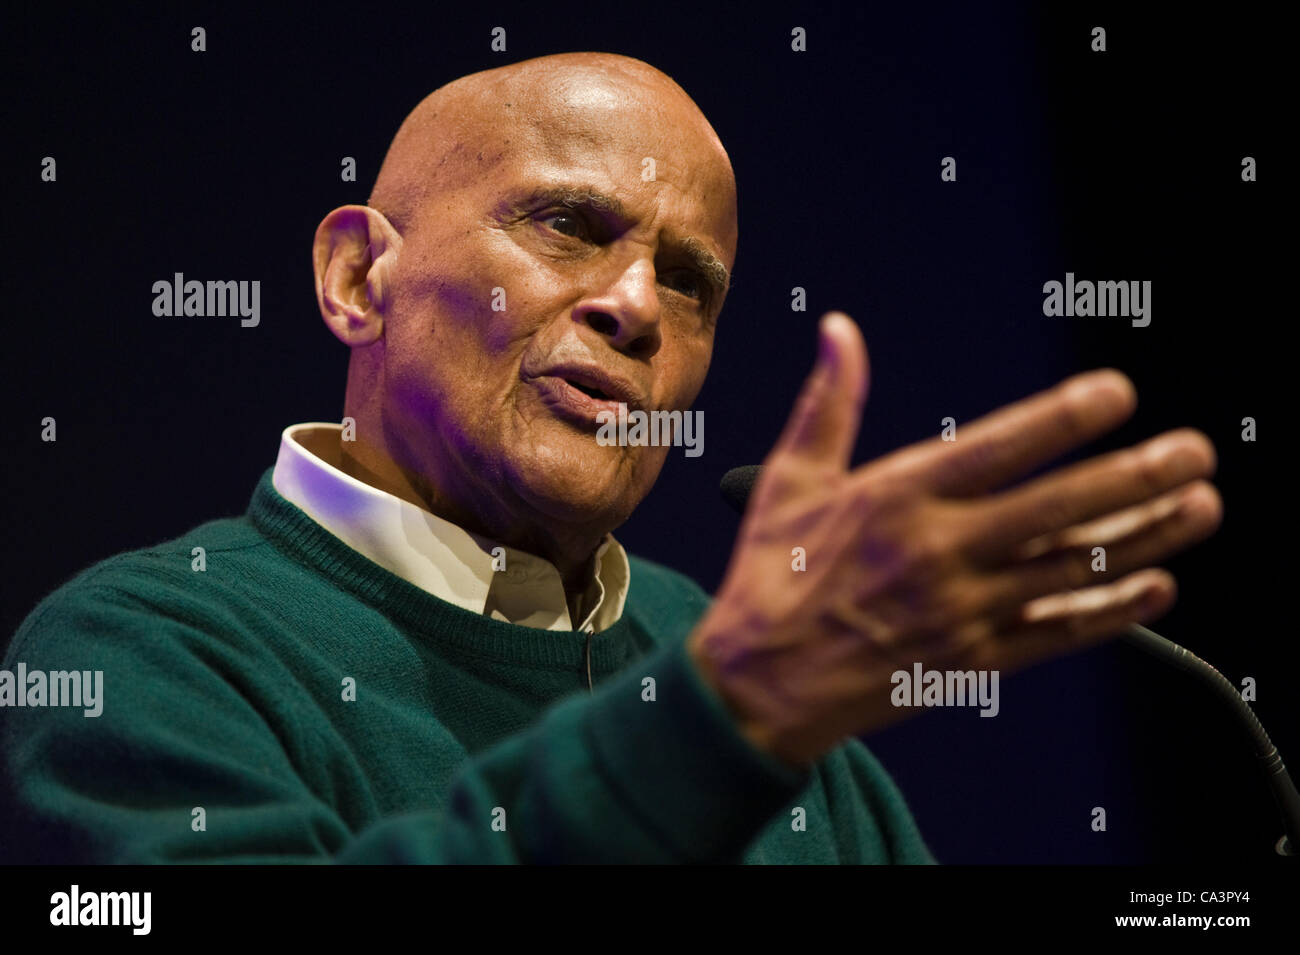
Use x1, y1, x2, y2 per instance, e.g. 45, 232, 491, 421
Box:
0, 467, 934, 864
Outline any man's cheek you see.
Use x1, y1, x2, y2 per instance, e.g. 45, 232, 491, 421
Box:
467, 236, 562, 332
427, 279, 501, 331
396, 253, 502, 332
663, 365, 712, 413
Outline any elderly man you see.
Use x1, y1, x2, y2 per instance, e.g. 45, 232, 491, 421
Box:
1, 53, 1220, 864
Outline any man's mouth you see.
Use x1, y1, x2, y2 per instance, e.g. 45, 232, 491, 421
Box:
524, 363, 646, 430
566, 379, 611, 401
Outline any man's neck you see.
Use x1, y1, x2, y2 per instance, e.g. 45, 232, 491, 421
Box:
332, 436, 604, 599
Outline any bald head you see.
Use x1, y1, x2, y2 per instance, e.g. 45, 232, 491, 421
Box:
369, 53, 733, 236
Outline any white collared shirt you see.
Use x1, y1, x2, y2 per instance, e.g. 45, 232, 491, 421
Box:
271, 423, 630, 633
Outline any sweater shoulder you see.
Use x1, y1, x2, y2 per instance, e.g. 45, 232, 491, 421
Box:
5, 512, 274, 664
39, 510, 267, 596
622, 553, 713, 647
626, 553, 712, 607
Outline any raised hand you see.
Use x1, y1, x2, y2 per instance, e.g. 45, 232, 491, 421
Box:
687, 312, 1222, 768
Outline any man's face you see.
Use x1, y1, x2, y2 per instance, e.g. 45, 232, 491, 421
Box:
379, 72, 738, 535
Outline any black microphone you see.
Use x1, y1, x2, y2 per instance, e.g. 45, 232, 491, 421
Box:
719, 464, 763, 516
719, 464, 1300, 858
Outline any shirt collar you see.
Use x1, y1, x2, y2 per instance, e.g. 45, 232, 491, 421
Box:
271, 423, 629, 632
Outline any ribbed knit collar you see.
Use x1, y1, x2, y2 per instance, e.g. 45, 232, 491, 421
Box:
247, 467, 642, 675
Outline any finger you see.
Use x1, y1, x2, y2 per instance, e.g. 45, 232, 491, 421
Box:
992, 568, 1177, 674
974, 481, 1220, 618
768, 312, 870, 473
862, 369, 1137, 495
966, 428, 1217, 561
1009, 484, 1186, 561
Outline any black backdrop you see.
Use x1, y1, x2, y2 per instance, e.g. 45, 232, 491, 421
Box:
2, 2, 1290, 865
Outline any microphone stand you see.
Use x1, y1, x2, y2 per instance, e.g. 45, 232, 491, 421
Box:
1124, 623, 1299, 857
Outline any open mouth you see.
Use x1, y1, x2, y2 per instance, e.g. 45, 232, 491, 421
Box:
566, 379, 612, 401
526, 371, 635, 430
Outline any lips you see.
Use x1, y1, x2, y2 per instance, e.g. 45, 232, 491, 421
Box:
545, 363, 644, 410
525, 362, 647, 428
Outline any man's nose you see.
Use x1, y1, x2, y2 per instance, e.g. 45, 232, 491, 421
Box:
572, 257, 661, 359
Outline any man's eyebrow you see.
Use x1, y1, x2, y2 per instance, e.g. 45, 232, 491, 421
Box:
678, 235, 731, 302
501, 185, 630, 221
501, 185, 731, 301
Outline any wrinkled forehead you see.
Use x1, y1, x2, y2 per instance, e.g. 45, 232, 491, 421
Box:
463, 72, 737, 259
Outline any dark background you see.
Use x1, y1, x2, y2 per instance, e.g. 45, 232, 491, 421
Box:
2, 2, 1289, 864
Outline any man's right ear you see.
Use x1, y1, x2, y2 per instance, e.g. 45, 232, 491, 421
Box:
312, 205, 402, 346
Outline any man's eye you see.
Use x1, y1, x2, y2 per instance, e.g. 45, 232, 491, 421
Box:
663, 270, 707, 302
539, 211, 588, 240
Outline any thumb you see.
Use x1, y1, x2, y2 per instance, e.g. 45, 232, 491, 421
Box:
770, 311, 870, 472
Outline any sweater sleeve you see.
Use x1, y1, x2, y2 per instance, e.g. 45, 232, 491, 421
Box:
839, 739, 939, 864
0, 584, 810, 864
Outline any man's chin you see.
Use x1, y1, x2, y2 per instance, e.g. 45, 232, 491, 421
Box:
504, 433, 658, 527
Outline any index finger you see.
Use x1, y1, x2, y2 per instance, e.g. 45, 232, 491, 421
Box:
861, 369, 1138, 496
